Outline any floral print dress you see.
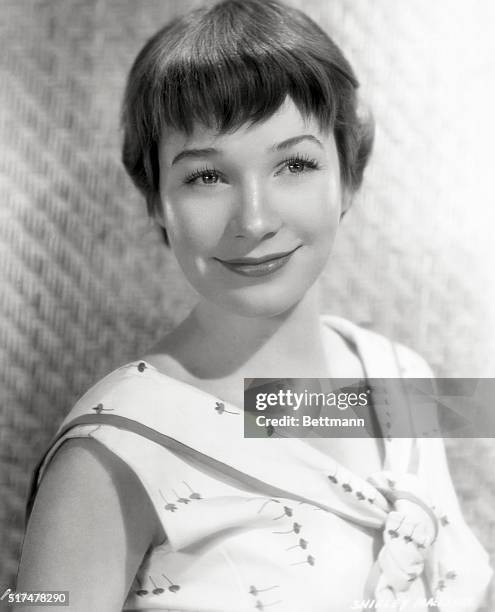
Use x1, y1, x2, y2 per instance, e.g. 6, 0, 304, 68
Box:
26, 316, 492, 612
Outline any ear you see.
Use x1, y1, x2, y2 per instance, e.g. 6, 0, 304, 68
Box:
339, 188, 353, 222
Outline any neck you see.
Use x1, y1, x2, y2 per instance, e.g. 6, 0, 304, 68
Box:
174, 283, 330, 380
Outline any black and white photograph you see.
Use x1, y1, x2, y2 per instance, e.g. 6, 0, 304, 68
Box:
1, 1, 494, 610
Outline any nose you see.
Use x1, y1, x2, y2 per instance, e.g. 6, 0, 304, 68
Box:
231, 176, 282, 240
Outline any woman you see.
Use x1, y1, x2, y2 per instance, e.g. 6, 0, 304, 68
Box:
17, 1, 491, 610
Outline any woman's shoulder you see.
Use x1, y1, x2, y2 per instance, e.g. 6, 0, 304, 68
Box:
30, 436, 164, 544
27, 360, 196, 543
63, 359, 188, 423
19, 436, 165, 607
57, 361, 151, 424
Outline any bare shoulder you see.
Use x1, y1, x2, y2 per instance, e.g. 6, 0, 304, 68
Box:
34, 437, 165, 546
17, 438, 164, 611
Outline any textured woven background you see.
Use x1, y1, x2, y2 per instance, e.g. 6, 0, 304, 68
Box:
1, 0, 494, 608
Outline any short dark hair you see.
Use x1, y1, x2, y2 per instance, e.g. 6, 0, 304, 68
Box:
121, 0, 374, 245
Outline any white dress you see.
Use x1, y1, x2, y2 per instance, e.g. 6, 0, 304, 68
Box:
26, 316, 492, 612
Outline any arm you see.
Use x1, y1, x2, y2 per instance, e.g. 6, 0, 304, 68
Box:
16, 438, 166, 612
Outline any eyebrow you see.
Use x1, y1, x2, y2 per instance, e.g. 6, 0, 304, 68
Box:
272, 134, 324, 151
171, 147, 218, 166
170, 134, 324, 166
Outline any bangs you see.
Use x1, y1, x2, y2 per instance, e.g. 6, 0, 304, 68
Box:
130, 0, 359, 139
154, 43, 343, 137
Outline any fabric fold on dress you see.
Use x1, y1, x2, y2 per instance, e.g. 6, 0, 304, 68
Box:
25, 315, 492, 612
324, 315, 492, 611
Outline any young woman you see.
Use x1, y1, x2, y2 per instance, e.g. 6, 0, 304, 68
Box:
17, 1, 491, 610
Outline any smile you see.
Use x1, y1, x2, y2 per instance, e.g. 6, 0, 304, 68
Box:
215, 246, 301, 277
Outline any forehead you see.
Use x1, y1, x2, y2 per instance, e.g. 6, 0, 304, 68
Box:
159, 98, 334, 165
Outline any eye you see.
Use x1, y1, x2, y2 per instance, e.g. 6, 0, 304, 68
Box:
184, 166, 223, 186
277, 154, 320, 176
288, 161, 306, 173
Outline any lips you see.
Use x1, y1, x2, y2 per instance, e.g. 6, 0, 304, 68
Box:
215, 245, 301, 278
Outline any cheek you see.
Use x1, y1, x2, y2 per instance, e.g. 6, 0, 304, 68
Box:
162, 195, 230, 254
285, 176, 341, 242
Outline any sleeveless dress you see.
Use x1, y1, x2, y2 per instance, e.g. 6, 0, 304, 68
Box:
25, 315, 492, 612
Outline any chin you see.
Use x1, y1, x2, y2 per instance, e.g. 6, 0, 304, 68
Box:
201, 283, 312, 319
181, 250, 327, 318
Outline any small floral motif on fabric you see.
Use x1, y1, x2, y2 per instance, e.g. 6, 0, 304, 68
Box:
249, 584, 281, 610
158, 490, 178, 513
214, 401, 240, 415
92, 402, 114, 414
158, 482, 203, 512
134, 573, 181, 597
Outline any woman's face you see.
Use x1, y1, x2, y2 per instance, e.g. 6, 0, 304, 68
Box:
157, 97, 350, 317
